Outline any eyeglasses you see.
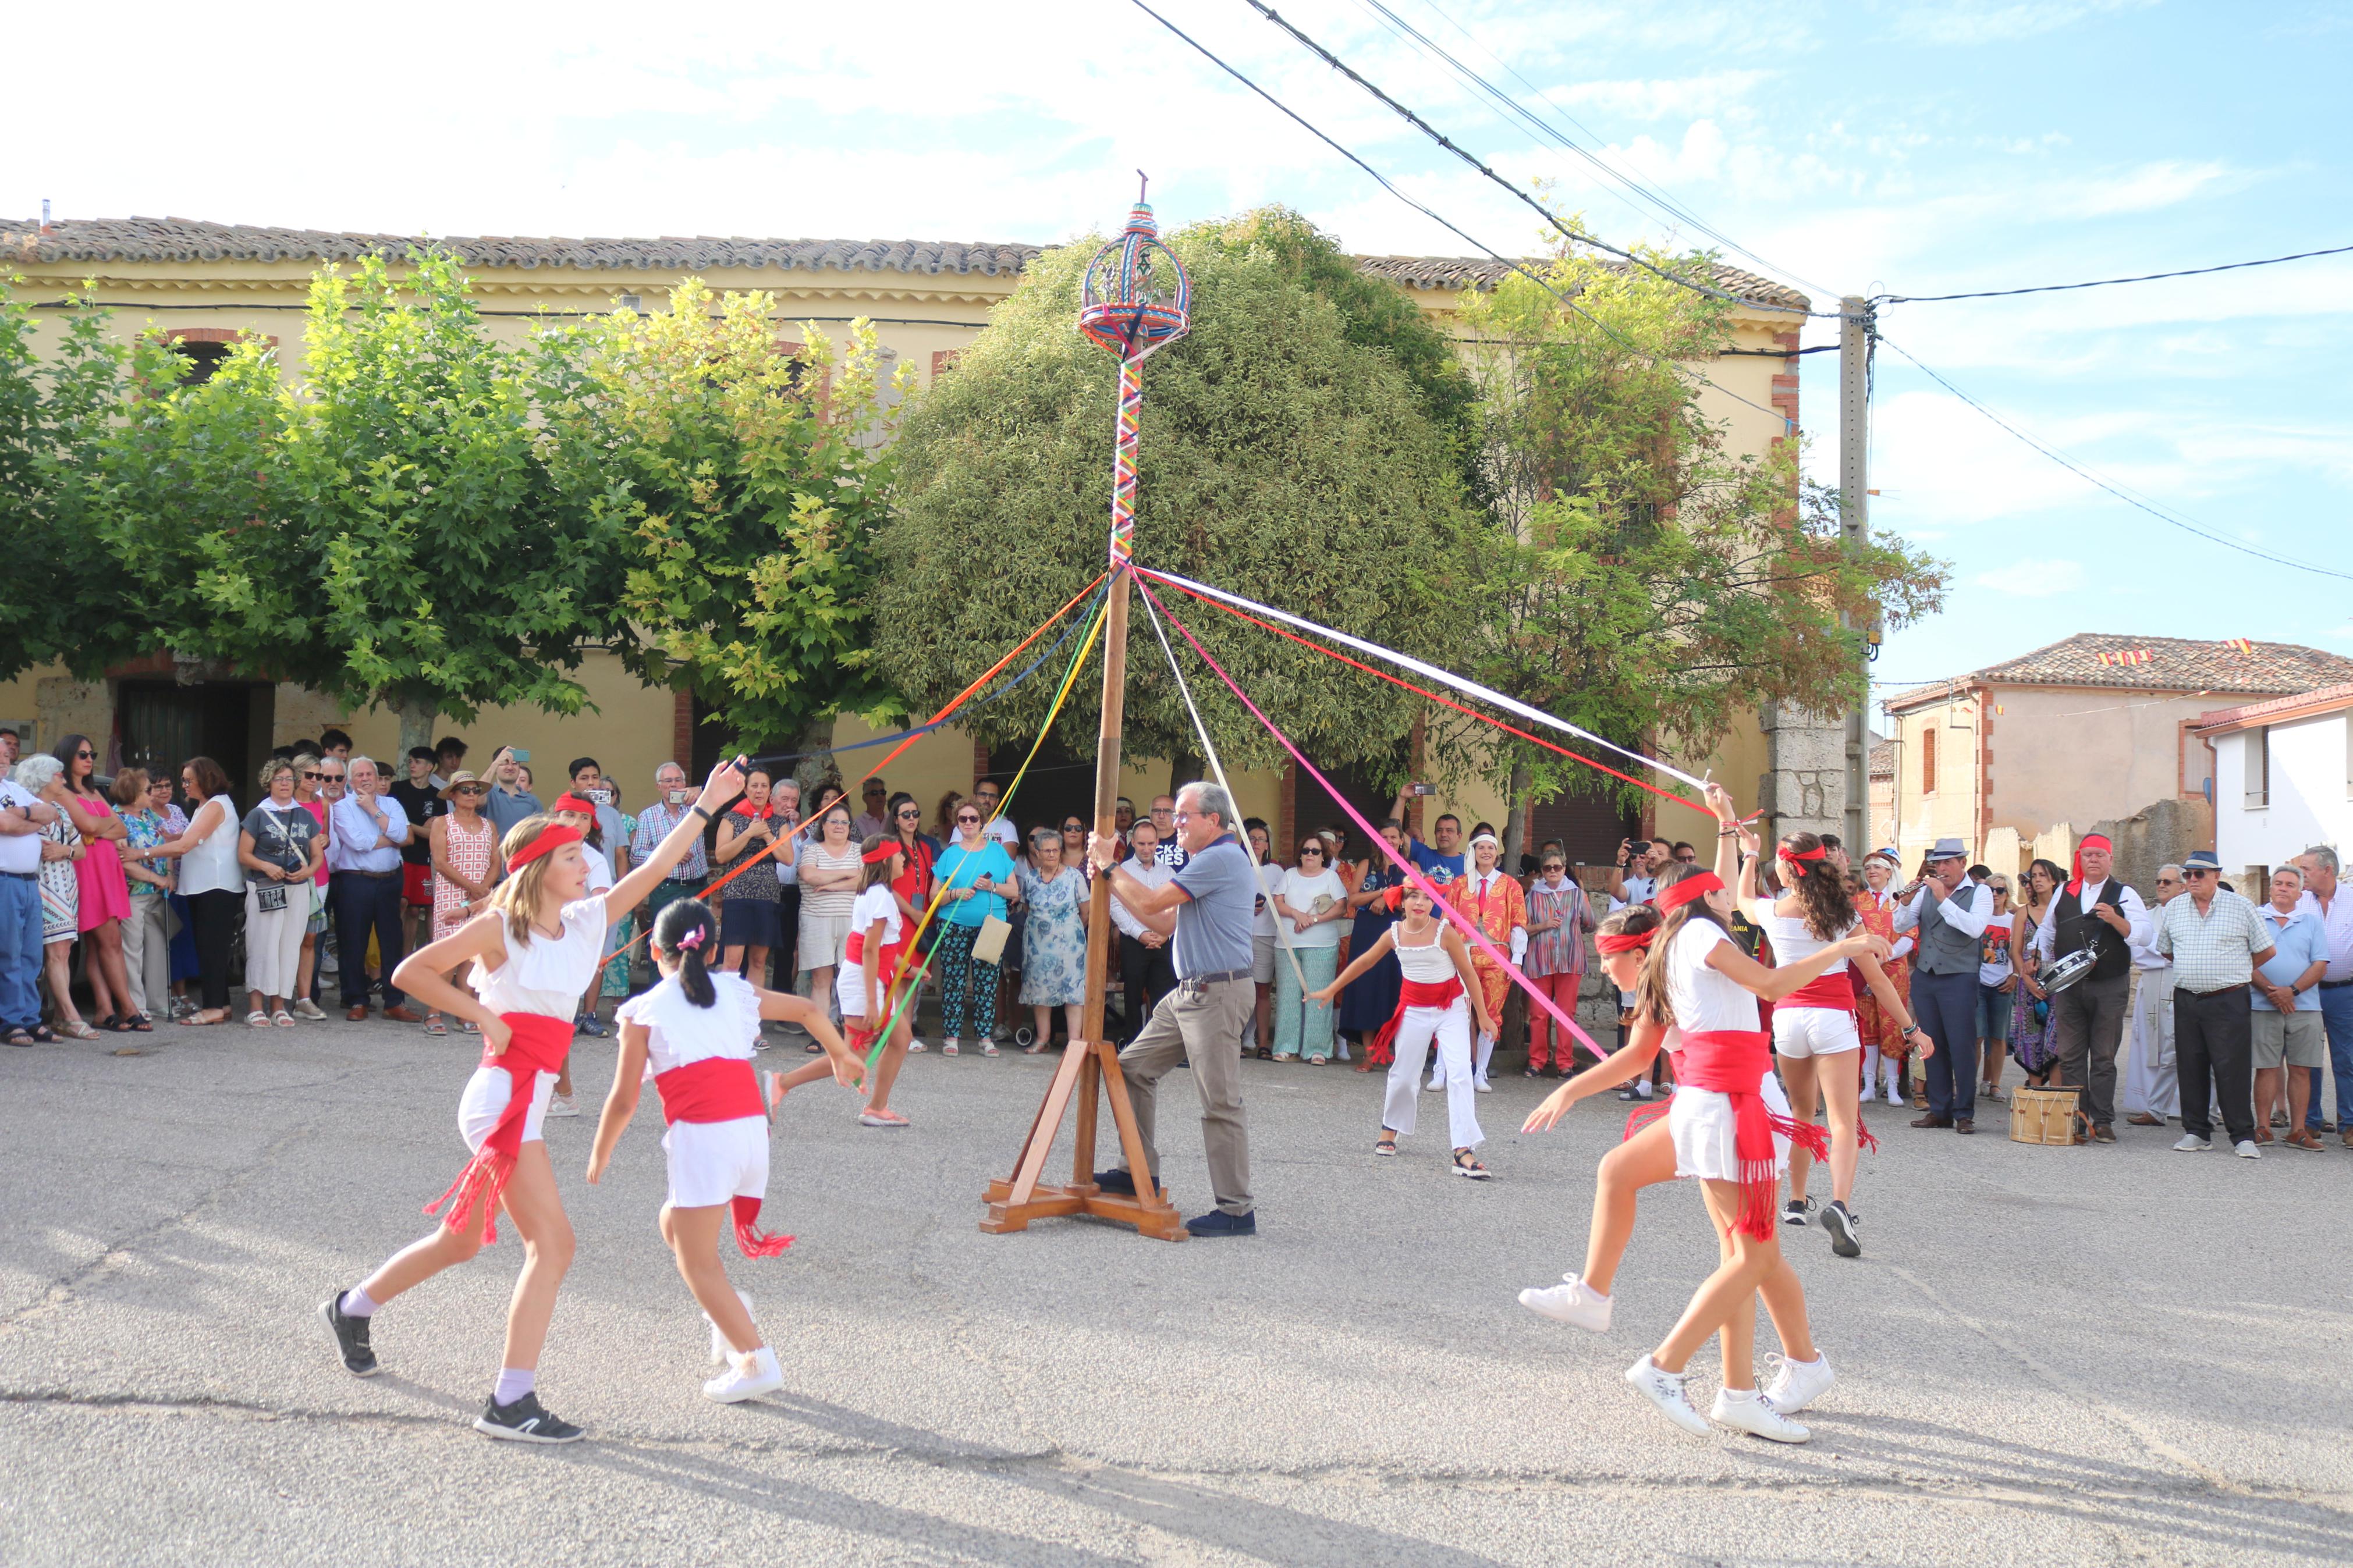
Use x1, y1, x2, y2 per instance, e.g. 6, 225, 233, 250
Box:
301, 771, 326, 780
73, 749, 94, 760
1672, 852, 1697, 863
2156, 876, 2183, 886
455, 785, 487, 797
1150, 806, 1175, 817
1299, 847, 1324, 858
896, 808, 921, 819
956, 814, 981, 825
1542, 863, 1565, 873
2184, 867, 2216, 879
1062, 823, 1085, 834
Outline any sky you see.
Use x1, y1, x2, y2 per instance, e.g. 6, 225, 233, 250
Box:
19, 0, 2353, 720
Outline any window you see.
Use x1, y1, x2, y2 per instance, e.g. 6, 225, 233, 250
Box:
2245, 727, 2269, 808
1919, 723, 1937, 797
171, 340, 232, 386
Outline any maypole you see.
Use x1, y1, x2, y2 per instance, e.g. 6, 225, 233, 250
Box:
982, 176, 1193, 1240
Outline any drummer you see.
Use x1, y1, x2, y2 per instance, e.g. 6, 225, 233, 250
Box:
2027, 833, 2151, 1143
1893, 837, 2003, 1134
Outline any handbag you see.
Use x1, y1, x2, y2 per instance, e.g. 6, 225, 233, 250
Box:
971, 912, 1013, 966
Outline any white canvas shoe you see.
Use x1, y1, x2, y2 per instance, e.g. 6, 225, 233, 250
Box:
702, 1345, 785, 1404
1624, 1356, 1712, 1437
1518, 1273, 1612, 1332
1761, 1350, 1836, 1414
1711, 1386, 1810, 1443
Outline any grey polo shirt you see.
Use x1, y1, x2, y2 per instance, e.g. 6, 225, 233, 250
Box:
1169, 834, 1254, 979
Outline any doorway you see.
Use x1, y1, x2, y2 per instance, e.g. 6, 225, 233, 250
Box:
116, 680, 272, 798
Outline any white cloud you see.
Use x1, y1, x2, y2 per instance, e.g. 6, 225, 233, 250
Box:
1972, 559, 2086, 598
1890, 0, 2159, 45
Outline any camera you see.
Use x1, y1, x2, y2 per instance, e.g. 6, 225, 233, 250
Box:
666, 788, 689, 806
1408, 782, 1436, 797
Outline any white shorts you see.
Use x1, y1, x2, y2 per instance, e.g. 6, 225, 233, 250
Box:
1251, 934, 1277, 984
662, 1116, 770, 1210
1773, 1005, 1861, 1059
457, 1065, 560, 1153
1670, 1069, 1793, 1184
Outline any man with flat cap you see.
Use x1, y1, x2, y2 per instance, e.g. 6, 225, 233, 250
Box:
1896, 837, 2000, 1133
2152, 849, 2275, 1158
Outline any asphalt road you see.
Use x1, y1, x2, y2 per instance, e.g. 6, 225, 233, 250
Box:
4, 1018, 2350, 1566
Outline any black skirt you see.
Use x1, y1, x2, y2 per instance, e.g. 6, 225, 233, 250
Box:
721, 894, 783, 950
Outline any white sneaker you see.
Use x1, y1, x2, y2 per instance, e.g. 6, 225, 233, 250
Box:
2234, 1139, 2262, 1160
1623, 1356, 1713, 1437
1426, 1074, 1443, 1092
702, 1345, 785, 1404
1335, 1041, 1352, 1062
1761, 1351, 1835, 1414
2173, 1133, 2212, 1152
1711, 1386, 1809, 1443
1518, 1273, 1612, 1332
292, 998, 327, 1021
546, 1092, 580, 1118
704, 1289, 755, 1364
1473, 1076, 1493, 1094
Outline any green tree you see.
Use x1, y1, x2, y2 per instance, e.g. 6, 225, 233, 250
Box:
1456, 233, 1947, 844
546, 282, 907, 762
876, 208, 1487, 780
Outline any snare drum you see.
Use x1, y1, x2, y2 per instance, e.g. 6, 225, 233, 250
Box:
2040, 947, 2100, 994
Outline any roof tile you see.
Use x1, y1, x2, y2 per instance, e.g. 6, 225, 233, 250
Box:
1883, 633, 2353, 709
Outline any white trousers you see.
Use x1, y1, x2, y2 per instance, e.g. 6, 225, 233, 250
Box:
2123, 969, 2179, 1119
243, 884, 309, 1001
1385, 999, 1483, 1149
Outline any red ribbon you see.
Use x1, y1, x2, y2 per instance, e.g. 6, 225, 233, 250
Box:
1655, 871, 1722, 913
423, 1012, 574, 1244
1596, 929, 1655, 955
505, 824, 581, 876
2067, 833, 2113, 898
1367, 976, 1463, 1066
1777, 845, 1826, 868
861, 840, 902, 865
551, 793, 598, 817
1674, 1028, 1830, 1241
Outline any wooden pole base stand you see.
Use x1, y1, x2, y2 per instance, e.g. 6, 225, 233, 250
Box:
978, 1035, 1190, 1242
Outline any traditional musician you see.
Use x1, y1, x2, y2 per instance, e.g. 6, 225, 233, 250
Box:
1854, 848, 1917, 1106
2027, 832, 2151, 1142
1894, 837, 2001, 1133
1442, 828, 1525, 1092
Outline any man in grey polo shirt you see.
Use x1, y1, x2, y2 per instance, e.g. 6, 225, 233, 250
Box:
1088, 780, 1257, 1236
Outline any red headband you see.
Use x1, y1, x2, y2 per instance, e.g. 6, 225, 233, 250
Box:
1777, 844, 1826, 867
2067, 833, 2113, 897
550, 793, 597, 817
1655, 870, 1723, 913
861, 841, 902, 865
1596, 929, 1655, 955
1383, 883, 1432, 913
506, 823, 582, 875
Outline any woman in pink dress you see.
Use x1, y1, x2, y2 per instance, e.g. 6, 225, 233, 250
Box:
51, 734, 140, 1031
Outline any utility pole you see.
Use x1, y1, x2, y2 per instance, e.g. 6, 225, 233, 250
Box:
1839, 295, 1872, 854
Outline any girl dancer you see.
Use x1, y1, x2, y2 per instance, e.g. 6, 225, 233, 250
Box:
1311, 881, 1497, 1178
839, 834, 916, 1126
1743, 830, 1923, 1258
585, 898, 863, 1403
318, 758, 746, 1443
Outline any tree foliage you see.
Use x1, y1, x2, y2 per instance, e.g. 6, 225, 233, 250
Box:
1454, 233, 1948, 810
875, 208, 1488, 777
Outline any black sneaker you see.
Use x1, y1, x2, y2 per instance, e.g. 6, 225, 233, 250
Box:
1092, 1168, 1158, 1198
1780, 1197, 1817, 1229
1184, 1208, 1257, 1238
1822, 1200, 1862, 1258
319, 1291, 378, 1377
474, 1391, 585, 1444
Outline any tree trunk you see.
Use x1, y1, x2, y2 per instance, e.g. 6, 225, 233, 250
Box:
395, 693, 438, 762
1167, 745, 1202, 797
1501, 758, 1534, 873
790, 713, 838, 809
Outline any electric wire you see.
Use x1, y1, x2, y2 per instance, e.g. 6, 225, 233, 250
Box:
1873, 243, 2353, 304
1123, 0, 1801, 432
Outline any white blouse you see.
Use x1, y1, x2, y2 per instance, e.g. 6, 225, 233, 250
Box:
1663, 920, 1760, 1034
617, 972, 762, 1078
472, 897, 611, 1018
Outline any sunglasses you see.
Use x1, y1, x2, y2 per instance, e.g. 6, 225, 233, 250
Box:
1299, 847, 1324, 856
455, 785, 488, 796
957, 814, 981, 825
2185, 867, 2216, 877
897, 808, 921, 819
1063, 823, 1085, 834
74, 749, 94, 760
301, 771, 326, 780
1542, 863, 1565, 872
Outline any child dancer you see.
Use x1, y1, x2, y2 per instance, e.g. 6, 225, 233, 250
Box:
1744, 830, 1924, 1258
840, 835, 915, 1127
585, 898, 863, 1403
1312, 881, 1497, 1178
318, 759, 745, 1444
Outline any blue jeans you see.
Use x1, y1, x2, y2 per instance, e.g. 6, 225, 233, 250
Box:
2310, 983, 2353, 1132
1913, 969, 1980, 1122
0, 875, 41, 1030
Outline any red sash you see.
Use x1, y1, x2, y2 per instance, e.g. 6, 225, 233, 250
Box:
1782, 970, 1858, 1014
1368, 976, 1463, 1066
1674, 1028, 1829, 1241
650, 1057, 793, 1258
843, 931, 903, 1008
424, 1012, 573, 1245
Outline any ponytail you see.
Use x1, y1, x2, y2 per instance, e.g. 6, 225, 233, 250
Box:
652, 897, 719, 1008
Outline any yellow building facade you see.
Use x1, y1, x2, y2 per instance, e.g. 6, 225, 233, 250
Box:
3, 215, 1811, 852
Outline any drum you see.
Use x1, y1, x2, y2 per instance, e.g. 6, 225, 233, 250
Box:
2040, 947, 2100, 994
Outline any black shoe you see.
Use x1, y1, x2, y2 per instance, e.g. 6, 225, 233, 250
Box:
319, 1291, 379, 1377
1781, 1197, 1816, 1229
1092, 1168, 1157, 1198
1822, 1200, 1861, 1258
1185, 1208, 1257, 1238
474, 1391, 585, 1443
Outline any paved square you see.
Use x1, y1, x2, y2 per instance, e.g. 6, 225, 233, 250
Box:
4, 1021, 2350, 1565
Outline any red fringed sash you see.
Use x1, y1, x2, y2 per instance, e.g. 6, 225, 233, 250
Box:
1674, 1029, 1830, 1241
843, 931, 903, 1008
424, 1012, 574, 1245
654, 1057, 794, 1258
1368, 976, 1463, 1066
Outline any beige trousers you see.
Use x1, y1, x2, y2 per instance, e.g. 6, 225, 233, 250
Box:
1117, 975, 1254, 1215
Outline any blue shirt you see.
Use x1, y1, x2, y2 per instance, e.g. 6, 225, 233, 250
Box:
2253, 906, 2329, 1011
1169, 834, 1255, 977
1407, 839, 1465, 887
936, 840, 1016, 928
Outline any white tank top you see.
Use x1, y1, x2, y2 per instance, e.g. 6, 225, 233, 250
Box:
1759, 907, 1856, 974
471, 896, 611, 1018
616, 972, 762, 1079
1664, 919, 1760, 1034
179, 794, 242, 895
1394, 925, 1457, 984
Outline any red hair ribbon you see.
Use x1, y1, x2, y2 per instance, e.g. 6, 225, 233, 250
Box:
1655, 870, 1723, 913
550, 793, 597, 817
861, 840, 902, 865
2067, 833, 2113, 897
1777, 844, 1827, 867
1383, 883, 1429, 913
1596, 929, 1655, 955
505, 823, 582, 875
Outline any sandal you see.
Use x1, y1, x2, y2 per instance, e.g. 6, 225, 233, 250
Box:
1374, 1134, 1397, 1157
272, 1011, 296, 1028
1451, 1149, 1491, 1181
29, 1023, 57, 1042
95, 1015, 125, 1033
61, 1020, 101, 1040
246, 1011, 271, 1029
175, 1012, 225, 1028
126, 1014, 154, 1033
425, 1016, 449, 1037
3, 1028, 34, 1048
805, 1040, 824, 1055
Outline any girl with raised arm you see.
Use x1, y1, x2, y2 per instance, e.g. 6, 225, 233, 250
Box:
585, 898, 862, 1405
317, 758, 747, 1444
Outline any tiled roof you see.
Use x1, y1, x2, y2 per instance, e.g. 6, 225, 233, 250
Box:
1869, 739, 1895, 777
1354, 253, 1811, 312
0, 216, 1043, 277
2191, 680, 2353, 735
1882, 634, 2353, 709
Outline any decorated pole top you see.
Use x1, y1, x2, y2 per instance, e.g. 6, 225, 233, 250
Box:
1078, 172, 1191, 364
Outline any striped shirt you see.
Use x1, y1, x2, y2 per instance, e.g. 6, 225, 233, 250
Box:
2151, 888, 2276, 994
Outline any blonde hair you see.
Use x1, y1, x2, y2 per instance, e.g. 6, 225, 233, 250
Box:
489, 815, 572, 944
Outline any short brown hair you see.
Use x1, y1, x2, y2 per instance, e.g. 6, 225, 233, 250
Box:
182, 755, 232, 801
109, 767, 150, 807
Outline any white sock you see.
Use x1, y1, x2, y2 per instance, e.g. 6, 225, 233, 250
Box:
494, 1367, 535, 1405
1474, 1032, 1495, 1079
1862, 1046, 1882, 1093
1718, 1385, 1759, 1402
340, 1286, 380, 1318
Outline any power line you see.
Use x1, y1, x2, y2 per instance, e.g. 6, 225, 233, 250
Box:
1122, 0, 1801, 432
1874, 243, 2353, 304
1239, 0, 1843, 319
1876, 334, 2353, 584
